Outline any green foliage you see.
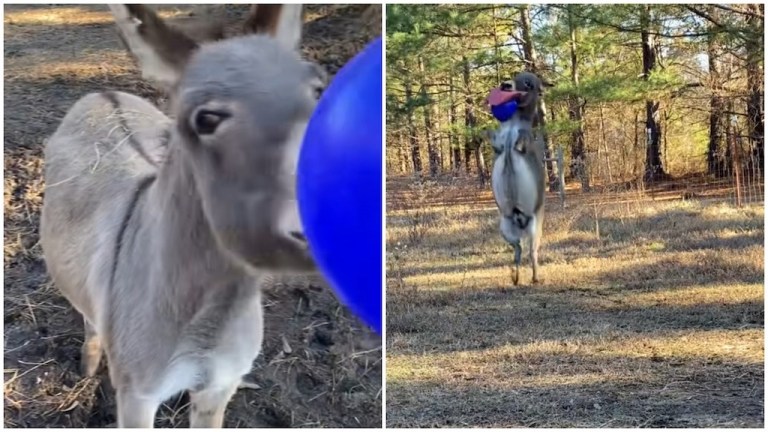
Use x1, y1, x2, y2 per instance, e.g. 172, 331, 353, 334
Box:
387, 4, 763, 180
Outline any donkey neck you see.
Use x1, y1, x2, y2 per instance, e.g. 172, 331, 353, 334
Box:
138, 135, 258, 305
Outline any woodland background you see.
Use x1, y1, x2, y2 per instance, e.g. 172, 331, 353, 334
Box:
386, 5, 763, 427
386, 4, 764, 200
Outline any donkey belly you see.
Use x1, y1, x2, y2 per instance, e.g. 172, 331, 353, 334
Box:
491, 151, 537, 218
491, 155, 514, 216
510, 152, 537, 216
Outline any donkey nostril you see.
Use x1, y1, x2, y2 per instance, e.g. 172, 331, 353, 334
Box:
289, 231, 307, 243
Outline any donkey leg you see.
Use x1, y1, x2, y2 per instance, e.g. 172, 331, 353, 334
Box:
189, 382, 239, 428
81, 317, 103, 377
500, 217, 522, 287
512, 240, 522, 286
117, 388, 158, 428
530, 232, 541, 284
530, 214, 543, 284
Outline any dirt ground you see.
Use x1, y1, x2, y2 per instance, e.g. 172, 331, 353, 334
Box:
386, 175, 764, 427
4, 4, 381, 428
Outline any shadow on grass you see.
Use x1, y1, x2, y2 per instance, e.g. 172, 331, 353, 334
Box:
386, 354, 763, 427
571, 208, 763, 244
394, 246, 763, 290
592, 255, 763, 290
387, 287, 763, 354
390, 202, 763, 284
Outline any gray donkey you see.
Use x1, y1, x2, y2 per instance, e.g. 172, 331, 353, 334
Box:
489, 72, 546, 286
40, 4, 324, 428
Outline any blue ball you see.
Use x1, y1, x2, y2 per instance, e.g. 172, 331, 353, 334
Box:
491, 100, 519, 122
297, 38, 382, 334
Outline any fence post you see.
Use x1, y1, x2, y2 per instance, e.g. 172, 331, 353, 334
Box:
557, 145, 565, 209
731, 122, 743, 207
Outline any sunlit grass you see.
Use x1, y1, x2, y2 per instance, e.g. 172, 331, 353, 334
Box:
6, 59, 136, 81
4, 6, 188, 26
388, 328, 762, 384
628, 284, 762, 308
387, 181, 764, 427
5, 7, 113, 26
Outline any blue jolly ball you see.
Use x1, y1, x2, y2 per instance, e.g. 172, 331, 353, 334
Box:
491, 100, 519, 122
297, 38, 382, 334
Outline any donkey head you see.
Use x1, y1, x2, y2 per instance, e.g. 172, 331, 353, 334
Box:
110, 4, 326, 273
511, 71, 543, 120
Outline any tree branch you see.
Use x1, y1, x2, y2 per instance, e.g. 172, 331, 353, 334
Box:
553, 5, 712, 39
711, 4, 763, 20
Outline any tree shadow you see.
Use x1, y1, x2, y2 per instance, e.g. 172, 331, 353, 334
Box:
386, 353, 763, 427
572, 207, 763, 246
387, 285, 763, 355
592, 255, 763, 291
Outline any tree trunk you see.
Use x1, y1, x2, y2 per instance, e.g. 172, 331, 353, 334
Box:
724, 100, 736, 181
640, 4, 666, 182
745, 4, 764, 177
599, 104, 613, 183
462, 55, 486, 184
449, 75, 461, 171
463, 70, 471, 175
434, 100, 443, 172
404, 81, 422, 174
706, 7, 727, 177
633, 111, 640, 179
401, 131, 408, 173
419, 57, 439, 176
567, 7, 589, 191
520, 4, 559, 192
492, 6, 501, 84
640, 5, 667, 183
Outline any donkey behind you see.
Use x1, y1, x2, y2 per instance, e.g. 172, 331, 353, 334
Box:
40, 4, 325, 428
489, 71, 546, 286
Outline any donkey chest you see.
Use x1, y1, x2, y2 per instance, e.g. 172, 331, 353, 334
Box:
149, 296, 265, 401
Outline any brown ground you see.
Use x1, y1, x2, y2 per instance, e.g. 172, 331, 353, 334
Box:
386, 175, 764, 428
4, 4, 382, 428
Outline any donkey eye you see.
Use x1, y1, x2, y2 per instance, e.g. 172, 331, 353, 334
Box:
312, 85, 323, 101
193, 110, 229, 136
524, 79, 535, 90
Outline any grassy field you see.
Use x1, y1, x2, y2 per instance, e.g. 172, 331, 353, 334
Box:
4, 4, 381, 427
386, 176, 764, 427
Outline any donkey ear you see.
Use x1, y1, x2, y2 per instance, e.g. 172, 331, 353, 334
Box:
109, 5, 199, 92
243, 4, 303, 52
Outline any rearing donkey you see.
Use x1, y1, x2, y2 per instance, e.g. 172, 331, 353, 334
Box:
40, 4, 324, 428
488, 72, 546, 286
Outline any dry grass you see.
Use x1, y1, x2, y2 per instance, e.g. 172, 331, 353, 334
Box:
3, 6, 202, 26
386, 176, 764, 428
4, 4, 382, 428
